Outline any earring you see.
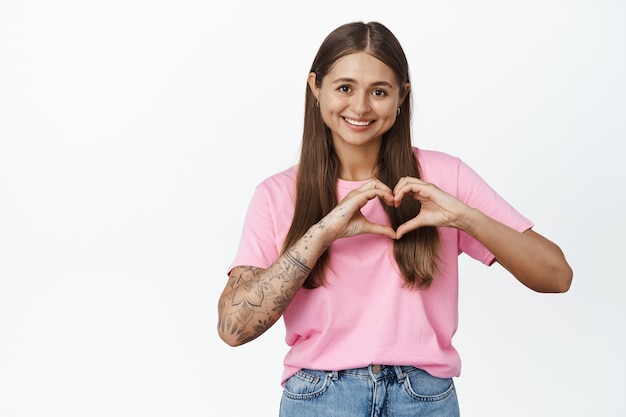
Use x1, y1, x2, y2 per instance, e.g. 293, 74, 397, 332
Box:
316, 100, 320, 108
396, 107, 401, 116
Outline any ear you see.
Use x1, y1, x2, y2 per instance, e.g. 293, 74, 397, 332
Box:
400, 82, 410, 105
307, 72, 320, 100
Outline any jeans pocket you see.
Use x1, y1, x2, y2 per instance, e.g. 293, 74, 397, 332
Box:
401, 367, 456, 402
282, 369, 331, 400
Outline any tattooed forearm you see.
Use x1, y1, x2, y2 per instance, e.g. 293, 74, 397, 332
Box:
219, 267, 277, 342
283, 250, 312, 274
218, 253, 312, 345
218, 223, 331, 346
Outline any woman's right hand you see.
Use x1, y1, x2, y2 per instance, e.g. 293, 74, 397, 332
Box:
317, 179, 397, 244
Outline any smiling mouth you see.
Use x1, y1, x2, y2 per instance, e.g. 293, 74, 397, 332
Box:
344, 117, 373, 126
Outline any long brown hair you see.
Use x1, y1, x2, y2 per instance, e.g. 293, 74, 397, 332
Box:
282, 21, 440, 289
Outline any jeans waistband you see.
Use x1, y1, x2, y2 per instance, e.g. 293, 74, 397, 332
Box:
328, 365, 412, 382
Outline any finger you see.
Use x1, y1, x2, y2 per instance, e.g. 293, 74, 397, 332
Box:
393, 181, 426, 206
354, 178, 388, 190
371, 178, 393, 192
346, 179, 392, 197
363, 179, 395, 204
363, 222, 397, 240
375, 187, 397, 206
352, 187, 395, 207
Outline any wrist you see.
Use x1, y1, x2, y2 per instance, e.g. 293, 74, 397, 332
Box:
307, 222, 335, 253
453, 207, 485, 235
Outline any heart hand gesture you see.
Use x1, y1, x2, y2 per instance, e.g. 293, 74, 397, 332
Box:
317, 176, 471, 245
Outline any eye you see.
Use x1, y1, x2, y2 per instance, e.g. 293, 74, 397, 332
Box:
372, 89, 387, 97
338, 85, 351, 93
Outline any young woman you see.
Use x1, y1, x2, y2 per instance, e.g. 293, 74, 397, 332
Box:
218, 21, 572, 417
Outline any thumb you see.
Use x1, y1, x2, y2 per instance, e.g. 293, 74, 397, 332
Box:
395, 217, 424, 240
364, 222, 398, 240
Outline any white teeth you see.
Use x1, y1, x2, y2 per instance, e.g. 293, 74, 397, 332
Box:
345, 117, 372, 126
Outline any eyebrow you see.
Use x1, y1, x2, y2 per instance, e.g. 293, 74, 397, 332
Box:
331, 77, 395, 88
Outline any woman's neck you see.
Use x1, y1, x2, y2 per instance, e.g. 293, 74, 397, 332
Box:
334, 141, 380, 181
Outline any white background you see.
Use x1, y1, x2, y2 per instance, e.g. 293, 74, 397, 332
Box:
1, 1, 625, 416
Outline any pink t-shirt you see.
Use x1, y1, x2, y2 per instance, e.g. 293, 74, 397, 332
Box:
228, 148, 533, 385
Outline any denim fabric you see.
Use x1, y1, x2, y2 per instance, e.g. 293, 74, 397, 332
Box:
279, 365, 459, 417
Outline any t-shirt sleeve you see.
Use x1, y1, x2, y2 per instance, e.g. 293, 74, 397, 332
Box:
226, 181, 281, 275
456, 160, 534, 265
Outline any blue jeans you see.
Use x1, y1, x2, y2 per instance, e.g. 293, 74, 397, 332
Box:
279, 365, 459, 417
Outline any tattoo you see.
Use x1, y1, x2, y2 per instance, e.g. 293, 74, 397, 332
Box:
219, 267, 277, 344
283, 250, 311, 274
219, 248, 314, 344
219, 223, 331, 345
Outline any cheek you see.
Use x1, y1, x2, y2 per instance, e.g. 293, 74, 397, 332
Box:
321, 96, 345, 112
379, 106, 400, 121
319, 107, 339, 128
375, 100, 400, 116
320, 101, 347, 123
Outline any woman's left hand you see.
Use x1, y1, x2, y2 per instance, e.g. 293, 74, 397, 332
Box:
393, 176, 573, 292
392, 176, 471, 239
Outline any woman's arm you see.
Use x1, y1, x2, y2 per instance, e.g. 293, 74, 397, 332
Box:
218, 180, 397, 346
218, 223, 328, 346
456, 209, 572, 292
393, 177, 573, 293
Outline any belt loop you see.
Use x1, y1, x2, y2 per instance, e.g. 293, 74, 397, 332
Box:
394, 366, 406, 383
329, 370, 339, 380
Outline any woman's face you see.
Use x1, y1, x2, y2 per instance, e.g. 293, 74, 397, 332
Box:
308, 51, 408, 153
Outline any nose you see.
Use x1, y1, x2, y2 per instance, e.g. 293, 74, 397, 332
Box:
352, 92, 371, 116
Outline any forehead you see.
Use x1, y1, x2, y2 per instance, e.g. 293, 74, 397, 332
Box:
325, 52, 397, 86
